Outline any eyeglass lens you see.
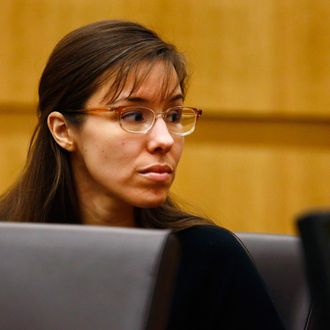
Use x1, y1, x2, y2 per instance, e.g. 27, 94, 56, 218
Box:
119, 107, 197, 135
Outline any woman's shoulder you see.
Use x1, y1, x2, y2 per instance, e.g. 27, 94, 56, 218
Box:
177, 223, 233, 237
174, 224, 246, 260
171, 225, 285, 329
176, 224, 239, 244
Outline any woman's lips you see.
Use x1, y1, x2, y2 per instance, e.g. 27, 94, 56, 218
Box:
139, 164, 173, 182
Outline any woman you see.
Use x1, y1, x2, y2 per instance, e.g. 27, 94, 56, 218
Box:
0, 20, 284, 329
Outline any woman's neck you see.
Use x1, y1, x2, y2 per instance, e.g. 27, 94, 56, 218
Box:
71, 160, 136, 227
79, 194, 136, 227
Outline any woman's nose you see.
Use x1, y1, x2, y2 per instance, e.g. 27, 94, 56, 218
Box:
146, 117, 175, 153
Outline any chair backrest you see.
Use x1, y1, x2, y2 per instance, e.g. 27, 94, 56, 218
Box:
0, 223, 179, 330
235, 232, 314, 330
297, 211, 330, 330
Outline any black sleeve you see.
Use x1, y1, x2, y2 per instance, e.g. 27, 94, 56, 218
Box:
167, 225, 285, 330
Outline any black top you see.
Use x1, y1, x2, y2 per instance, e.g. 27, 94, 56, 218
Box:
167, 225, 285, 330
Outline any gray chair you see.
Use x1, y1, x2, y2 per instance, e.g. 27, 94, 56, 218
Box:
0, 223, 179, 330
235, 232, 315, 330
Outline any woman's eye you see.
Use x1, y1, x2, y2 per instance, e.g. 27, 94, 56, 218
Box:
166, 110, 182, 123
121, 110, 144, 122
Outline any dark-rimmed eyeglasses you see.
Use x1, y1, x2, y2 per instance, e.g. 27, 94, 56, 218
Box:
62, 106, 202, 136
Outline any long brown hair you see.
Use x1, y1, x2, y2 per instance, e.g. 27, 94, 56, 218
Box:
0, 20, 209, 229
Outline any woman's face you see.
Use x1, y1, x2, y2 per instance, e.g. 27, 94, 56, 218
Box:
69, 61, 184, 210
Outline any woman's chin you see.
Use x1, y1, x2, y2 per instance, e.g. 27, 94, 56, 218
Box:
134, 196, 168, 208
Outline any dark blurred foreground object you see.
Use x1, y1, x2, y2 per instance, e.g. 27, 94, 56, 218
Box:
297, 211, 330, 330
0, 223, 179, 330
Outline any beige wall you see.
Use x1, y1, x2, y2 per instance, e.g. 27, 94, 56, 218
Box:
1, 0, 329, 233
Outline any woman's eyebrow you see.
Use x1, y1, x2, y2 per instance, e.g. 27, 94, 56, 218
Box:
114, 93, 184, 104
169, 94, 184, 102
107, 96, 144, 106
126, 96, 147, 103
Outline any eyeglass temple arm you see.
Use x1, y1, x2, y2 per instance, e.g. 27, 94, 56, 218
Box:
61, 107, 115, 114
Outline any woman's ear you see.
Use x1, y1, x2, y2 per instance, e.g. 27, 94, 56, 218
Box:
47, 112, 76, 152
